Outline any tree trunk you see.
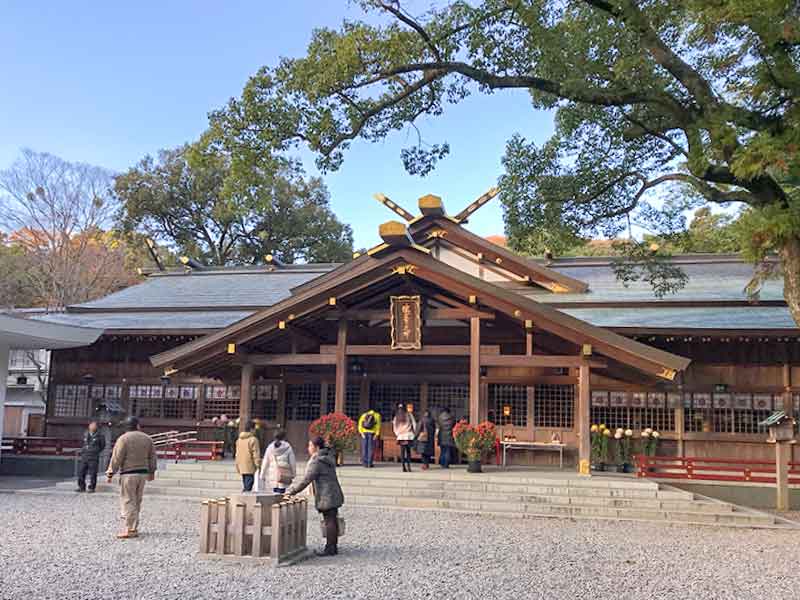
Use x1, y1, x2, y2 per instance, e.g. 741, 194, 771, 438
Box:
781, 235, 800, 326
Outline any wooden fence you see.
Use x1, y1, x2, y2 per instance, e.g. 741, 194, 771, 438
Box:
157, 441, 223, 461
199, 495, 308, 565
635, 455, 800, 484
6, 437, 81, 456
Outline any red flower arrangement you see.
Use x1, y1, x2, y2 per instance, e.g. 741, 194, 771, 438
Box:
453, 420, 497, 462
309, 412, 358, 454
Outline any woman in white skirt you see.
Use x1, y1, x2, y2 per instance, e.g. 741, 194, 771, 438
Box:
392, 404, 417, 472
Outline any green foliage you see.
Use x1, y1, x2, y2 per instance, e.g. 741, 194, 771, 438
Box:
0, 234, 36, 308
210, 0, 800, 320
114, 138, 354, 266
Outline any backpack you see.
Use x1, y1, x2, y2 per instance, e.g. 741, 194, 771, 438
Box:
362, 412, 376, 430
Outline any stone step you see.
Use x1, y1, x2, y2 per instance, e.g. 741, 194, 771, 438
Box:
154, 472, 692, 501
51, 482, 776, 527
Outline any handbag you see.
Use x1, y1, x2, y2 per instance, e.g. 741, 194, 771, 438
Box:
273, 453, 294, 486
320, 516, 346, 538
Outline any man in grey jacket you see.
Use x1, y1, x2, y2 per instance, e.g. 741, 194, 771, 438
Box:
106, 417, 157, 539
286, 436, 344, 557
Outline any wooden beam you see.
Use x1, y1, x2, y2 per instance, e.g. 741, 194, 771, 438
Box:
248, 354, 337, 366
238, 363, 253, 432
418, 194, 445, 217
334, 321, 347, 413
374, 193, 415, 222
577, 359, 591, 474
453, 187, 499, 223
379, 220, 415, 247
469, 317, 481, 426
320, 344, 501, 356
480, 355, 607, 369
328, 308, 494, 321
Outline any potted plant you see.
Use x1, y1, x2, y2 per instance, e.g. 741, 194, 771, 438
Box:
453, 420, 497, 473
590, 424, 611, 470
610, 428, 625, 472
638, 428, 660, 472
309, 412, 358, 465
620, 429, 634, 472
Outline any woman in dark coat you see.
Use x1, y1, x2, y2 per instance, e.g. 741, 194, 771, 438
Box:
286, 436, 344, 557
416, 410, 436, 470
437, 408, 456, 469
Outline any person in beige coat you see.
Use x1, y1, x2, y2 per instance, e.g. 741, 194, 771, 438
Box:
235, 420, 261, 492
106, 417, 157, 539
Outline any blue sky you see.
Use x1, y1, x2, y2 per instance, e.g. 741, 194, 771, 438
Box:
0, 1, 553, 250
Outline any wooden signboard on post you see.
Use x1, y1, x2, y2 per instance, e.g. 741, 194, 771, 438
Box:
390, 295, 422, 350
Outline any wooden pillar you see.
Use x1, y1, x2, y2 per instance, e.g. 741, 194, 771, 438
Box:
277, 382, 286, 427
320, 382, 329, 416
420, 382, 429, 414
776, 441, 793, 511
525, 324, 534, 438
239, 363, 253, 432
469, 317, 480, 425
783, 363, 793, 420
334, 320, 348, 414
577, 359, 591, 475
675, 406, 685, 457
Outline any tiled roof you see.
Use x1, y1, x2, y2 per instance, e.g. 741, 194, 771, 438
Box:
561, 306, 798, 330
32, 310, 254, 330
70, 267, 336, 311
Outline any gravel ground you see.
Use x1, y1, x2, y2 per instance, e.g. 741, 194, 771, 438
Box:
1, 493, 798, 600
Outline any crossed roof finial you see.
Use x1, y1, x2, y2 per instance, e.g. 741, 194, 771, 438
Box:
373, 187, 500, 224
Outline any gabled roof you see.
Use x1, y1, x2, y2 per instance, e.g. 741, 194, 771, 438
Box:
151, 244, 690, 379
409, 216, 589, 293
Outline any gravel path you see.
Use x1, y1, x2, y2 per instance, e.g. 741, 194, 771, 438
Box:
1, 492, 798, 600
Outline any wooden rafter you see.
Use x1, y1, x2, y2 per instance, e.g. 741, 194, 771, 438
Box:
373, 193, 415, 222
453, 187, 499, 223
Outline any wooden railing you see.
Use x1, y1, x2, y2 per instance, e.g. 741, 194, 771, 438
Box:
150, 430, 198, 447
635, 455, 800, 485
157, 441, 223, 461
6, 437, 82, 456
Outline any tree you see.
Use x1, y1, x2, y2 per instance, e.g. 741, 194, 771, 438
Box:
0, 233, 36, 308
210, 0, 800, 323
0, 149, 139, 309
114, 139, 354, 266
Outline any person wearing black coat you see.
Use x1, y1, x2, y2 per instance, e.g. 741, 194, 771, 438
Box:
76, 421, 105, 493
286, 436, 345, 557
416, 410, 436, 470
437, 408, 456, 469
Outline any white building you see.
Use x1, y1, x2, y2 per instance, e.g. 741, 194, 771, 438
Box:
3, 348, 49, 437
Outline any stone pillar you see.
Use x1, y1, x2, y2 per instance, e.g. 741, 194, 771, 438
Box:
469, 317, 480, 425
239, 363, 253, 432
577, 359, 591, 475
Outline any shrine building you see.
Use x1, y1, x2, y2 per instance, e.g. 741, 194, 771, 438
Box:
33, 191, 800, 467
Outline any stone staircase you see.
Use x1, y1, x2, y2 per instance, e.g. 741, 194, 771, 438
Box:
55, 460, 795, 529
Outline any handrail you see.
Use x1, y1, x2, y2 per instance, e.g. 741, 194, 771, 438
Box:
152, 430, 198, 447
636, 454, 800, 485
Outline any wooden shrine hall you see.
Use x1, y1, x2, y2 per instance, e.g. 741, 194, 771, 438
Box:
34, 190, 800, 467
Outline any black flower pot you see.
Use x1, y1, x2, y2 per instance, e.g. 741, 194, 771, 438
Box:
467, 460, 483, 473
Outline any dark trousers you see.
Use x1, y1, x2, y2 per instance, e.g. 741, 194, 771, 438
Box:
399, 442, 412, 466
77, 458, 99, 490
321, 508, 339, 552
439, 445, 453, 468
421, 452, 432, 467
361, 433, 375, 466
242, 473, 255, 492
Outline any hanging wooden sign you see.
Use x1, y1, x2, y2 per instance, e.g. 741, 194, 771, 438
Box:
390, 295, 422, 350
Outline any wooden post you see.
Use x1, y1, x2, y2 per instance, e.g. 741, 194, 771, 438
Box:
469, 317, 481, 425
526, 325, 533, 439
270, 502, 282, 561
232, 502, 246, 556
675, 406, 685, 457
216, 499, 228, 555
783, 363, 794, 421
320, 382, 329, 416
334, 321, 348, 414
776, 441, 792, 511
577, 359, 591, 475
199, 501, 210, 553
239, 363, 254, 432
252, 503, 263, 558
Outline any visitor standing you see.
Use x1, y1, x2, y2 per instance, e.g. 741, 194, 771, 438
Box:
260, 429, 296, 493
286, 436, 344, 557
105, 416, 157, 539
357, 406, 381, 468
392, 403, 417, 472
416, 410, 436, 470
75, 420, 105, 493
437, 407, 456, 469
235, 420, 261, 492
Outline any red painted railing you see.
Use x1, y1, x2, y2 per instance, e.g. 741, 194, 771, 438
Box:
635, 454, 800, 485
7, 437, 82, 456
157, 440, 224, 461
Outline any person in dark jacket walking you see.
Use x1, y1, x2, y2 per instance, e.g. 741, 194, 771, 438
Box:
75, 421, 105, 493
286, 436, 344, 557
416, 410, 436, 470
437, 408, 456, 469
